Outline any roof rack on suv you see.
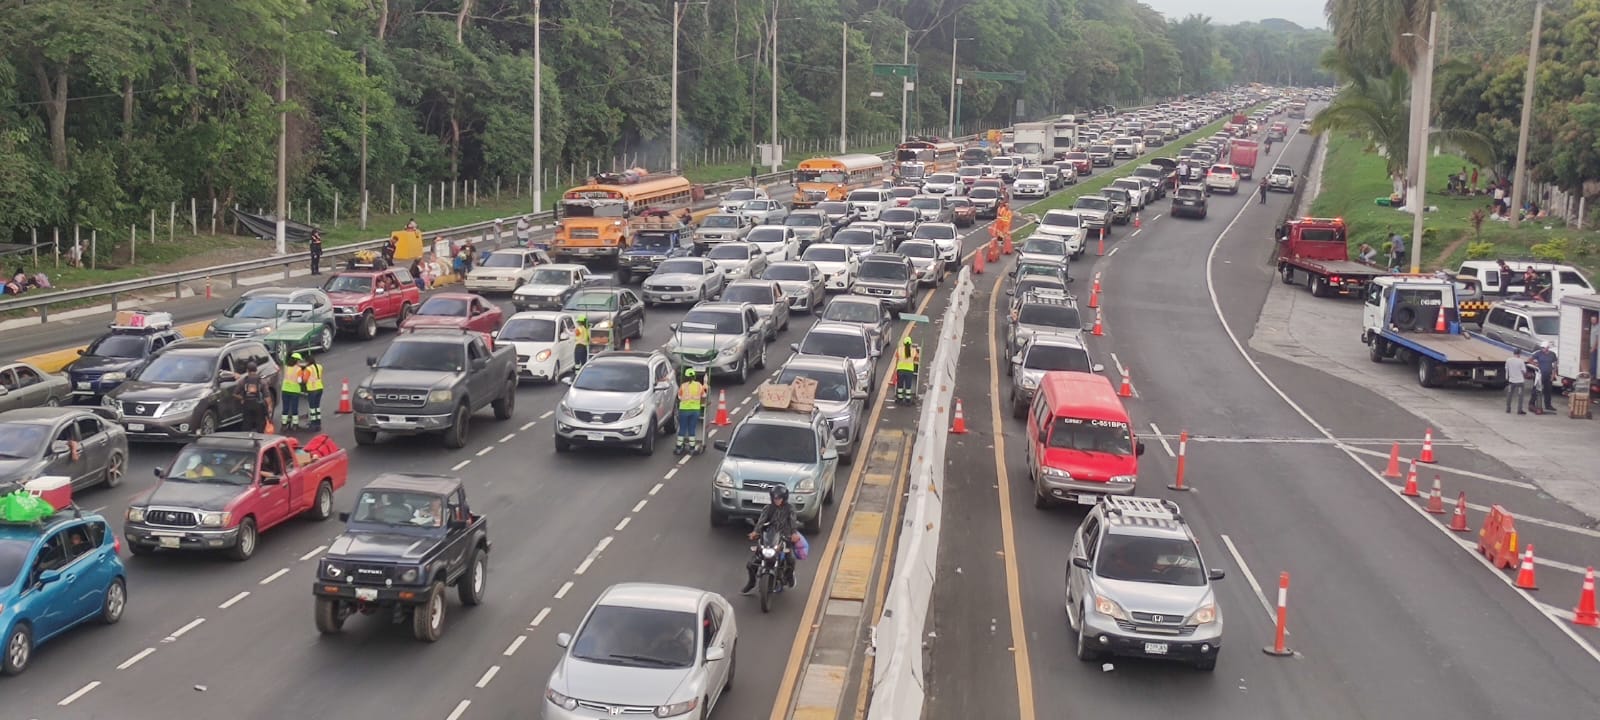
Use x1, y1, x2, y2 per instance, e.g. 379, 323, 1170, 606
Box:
1101, 496, 1183, 523
1020, 288, 1077, 305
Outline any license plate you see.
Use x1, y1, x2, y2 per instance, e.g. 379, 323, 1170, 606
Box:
1075, 495, 1098, 506
747, 493, 769, 506
76, 382, 91, 390
159, 537, 181, 549
355, 588, 378, 601
1143, 642, 1169, 655
585, 433, 606, 442
127, 423, 145, 432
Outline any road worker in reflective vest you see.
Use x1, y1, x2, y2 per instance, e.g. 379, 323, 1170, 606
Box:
281, 354, 305, 431
574, 315, 591, 367
300, 352, 325, 431
675, 368, 708, 455
895, 337, 921, 403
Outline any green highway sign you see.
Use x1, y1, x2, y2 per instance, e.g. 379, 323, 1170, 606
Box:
899, 313, 931, 324
873, 64, 918, 78
966, 70, 1026, 83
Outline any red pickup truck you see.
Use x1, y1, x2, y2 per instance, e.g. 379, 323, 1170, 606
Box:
125, 433, 350, 561
322, 267, 422, 340
1230, 140, 1260, 180
1275, 217, 1384, 298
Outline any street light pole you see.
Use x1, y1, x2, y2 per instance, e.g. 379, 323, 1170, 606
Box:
1510, 0, 1544, 229
533, 0, 543, 213
276, 43, 288, 256
769, 0, 779, 173
839, 21, 848, 153
947, 33, 959, 137
899, 30, 909, 142
359, 44, 368, 230
671, 0, 681, 173
1407, 11, 1438, 274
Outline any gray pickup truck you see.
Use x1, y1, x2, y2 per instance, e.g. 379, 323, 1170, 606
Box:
353, 332, 519, 449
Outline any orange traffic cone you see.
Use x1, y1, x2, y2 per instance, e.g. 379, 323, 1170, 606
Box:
973, 248, 985, 274
1425, 475, 1446, 514
1133, 214, 1142, 230
1383, 442, 1403, 478
1515, 545, 1539, 590
1574, 567, 1599, 627
987, 239, 1001, 262
1002, 234, 1014, 255
950, 398, 969, 434
1401, 460, 1419, 497
336, 378, 353, 414
1088, 287, 1100, 309
1092, 272, 1102, 294
712, 390, 731, 426
1091, 308, 1104, 337
1449, 492, 1470, 532
264, 418, 276, 434
1419, 428, 1437, 464
1096, 232, 1106, 256
1434, 306, 1448, 333
1118, 369, 1134, 398
624, 337, 632, 350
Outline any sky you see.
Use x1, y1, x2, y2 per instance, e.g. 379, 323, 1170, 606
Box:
1140, 0, 1327, 30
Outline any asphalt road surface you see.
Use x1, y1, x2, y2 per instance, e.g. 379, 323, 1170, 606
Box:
927, 124, 1600, 720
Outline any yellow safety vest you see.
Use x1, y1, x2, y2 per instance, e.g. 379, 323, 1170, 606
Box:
896, 346, 918, 372
678, 381, 705, 411
574, 325, 589, 347
303, 364, 324, 392
281, 368, 303, 394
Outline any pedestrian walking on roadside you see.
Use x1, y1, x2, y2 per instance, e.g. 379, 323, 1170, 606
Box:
1257, 178, 1268, 204
280, 353, 306, 431
235, 362, 273, 432
1531, 342, 1558, 412
309, 229, 324, 275
300, 352, 326, 432
516, 215, 532, 248
1505, 349, 1528, 414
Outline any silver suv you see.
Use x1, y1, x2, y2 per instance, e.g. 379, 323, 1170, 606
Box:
791, 321, 879, 395
554, 351, 678, 456
1006, 289, 1084, 355
709, 406, 839, 533
851, 253, 917, 313
666, 303, 768, 384
1481, 300, 1560, 353
1009, 335, 1102, 418
774, 355, 869, 463
1066, 497, 1225, 671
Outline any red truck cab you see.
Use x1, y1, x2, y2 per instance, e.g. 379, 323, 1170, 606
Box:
1276, 217, 1383, 297
1230, 140, 1260, 180
400, 292, 504, 343
125, 433, 350, 561
1023, 371, 1144, 509
323, 267, 422, 340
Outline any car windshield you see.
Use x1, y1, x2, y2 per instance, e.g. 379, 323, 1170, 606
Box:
0, 424, 48, 459
765, 265, 811, 282
1021, 238, 1067, 256
822, 301, 879, 324
351, 489, 448, 528
417, 297, 470, 317
681, 309, 745, 334
702, 215, 740, 228
785, 214, 822, 227
914, 225, 956, 240
1103, 189, 1130, 203
573, 360, 651, 392
835, 231, 875, 247
1023, 345, 1091, 371
1042, 213, 1080, 229
818, 202, 849, 215
1019, 304, 1082, 329
480, 253, 525, 269
135, 352, 215, 383
991, 158, 1014, 168
322, 275, 373, 293
1048, 416, 1133, 455
723, 285, 774, 305
900, 243, 937, 259
0, 538, 33, 586
571, 605, 697, 669
1075, 197, 1108, 211
166, 447, 256, 486
1533, 316, 1561, 335
970, 188, 999, 200
707, 245, 753, 260
958, 167, 983, 177
859, 260, 909, 281
656, 259, 706, 275
84, 333, 149, 359
566, 291, 618, 311
880, 209, 917, 223
748, 228, 785, 244
633, 233, 674, 250
529, 269, 574, 286
1019, 170, 1045, 180
803, 247, 849, 263
909, 198, 943, 211
1066, 153, 1088, 160
928, 173, 957, 184
377, 341, 466, 372
729, 422, 819, 463
741, 201, 771, 212
1095, 534, 1206, 586
225, 297, 287, 319
776, 367, 850, 402
1089, 145, 1111, 153
497, 317, 558, 342
800, 331, 867, 359
724, 189, 757, 202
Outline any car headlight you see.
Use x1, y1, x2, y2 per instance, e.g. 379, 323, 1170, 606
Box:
832, 424, 850, 440
355, 387, 373, 400
715, 471, 734, 488
199, 511, 231, 528
100, 371, 127, 382
534, 349, 552, 362
594, 320, 613, 330
103, 395, 119, 407
1108, 475, 1136, 484
1187, 604, 1217, 625
400, 568, 420, 583
656, 697, 700, 717
795, 477, 816, 493
1094, 594, 1130, 621
716, 346, 740, 361
1021, 375, 1039, 389
126, 507, 146, 523
253, 326, 273, 336
323, 562, 343, 579
428, 390, 453, 403
558, 400, 572, 416
165, 399, 201, 416
1042, 467, 1073, 480
622, 405, 646, 420
546, 688, 578, 711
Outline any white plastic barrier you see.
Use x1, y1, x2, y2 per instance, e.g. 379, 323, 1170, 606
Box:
866, 267, 975, 720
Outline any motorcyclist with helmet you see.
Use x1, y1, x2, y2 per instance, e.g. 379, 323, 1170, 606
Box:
741, 485, 802, 595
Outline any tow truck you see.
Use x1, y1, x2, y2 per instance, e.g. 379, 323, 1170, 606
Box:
1276, 218, 1384, 298
1361, 275, 1516, 388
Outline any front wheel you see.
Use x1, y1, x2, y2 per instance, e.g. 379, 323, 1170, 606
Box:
734, 358, 749, 385
1075, 609, 1103, 662
2, 624, 32, 676
758, 574, 774, 614
314, 597, 348, 635
99, 577, 127, 625
227, 518, 257, 561
443, 405, 471, 449
358, 312, 379, 341
354, 428, 378, 446
412, 581, 447, 642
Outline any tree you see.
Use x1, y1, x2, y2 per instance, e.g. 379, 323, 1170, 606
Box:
1314, 63, 1494, 192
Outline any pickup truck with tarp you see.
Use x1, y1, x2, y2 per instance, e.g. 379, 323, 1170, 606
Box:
1361, 275, 1516, 388
1275, 218, 1384, 298
617, 214, 695, 284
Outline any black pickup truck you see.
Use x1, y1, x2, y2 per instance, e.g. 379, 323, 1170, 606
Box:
312, 473, 490, 642
353, 330, 519, 448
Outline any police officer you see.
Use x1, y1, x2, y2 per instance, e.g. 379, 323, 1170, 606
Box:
675, 368, 707, 455
309, 229, 324, 275
895, 337, 920, 403
300, 351, 326, 431
281, 353, 306, 431
235, 361, 273, 433
574, 315, 591, 368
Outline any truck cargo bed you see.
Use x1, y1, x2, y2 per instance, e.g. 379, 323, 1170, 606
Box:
1393, 332, 1511, 364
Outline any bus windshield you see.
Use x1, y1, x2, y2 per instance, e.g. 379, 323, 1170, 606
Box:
797, 170, 846, 184
561, 200, 626, 218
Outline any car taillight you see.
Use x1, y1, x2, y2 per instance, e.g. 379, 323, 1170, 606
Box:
1330, 276, 1342, 283
114, 536, 121, 554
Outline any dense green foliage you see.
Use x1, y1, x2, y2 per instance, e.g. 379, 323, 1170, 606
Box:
0, 0, 1325, 240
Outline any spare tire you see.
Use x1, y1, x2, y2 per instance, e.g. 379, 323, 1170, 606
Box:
1392, 305, 1418, 328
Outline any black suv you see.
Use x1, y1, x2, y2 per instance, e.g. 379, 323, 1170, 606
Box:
1170, 184, 1208, 220
66, 315, 187, 404
314, 473, 490, 642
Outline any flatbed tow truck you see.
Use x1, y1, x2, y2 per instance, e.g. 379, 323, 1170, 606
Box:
1277, 217, 1385, 298
1361, 275, 1516, 388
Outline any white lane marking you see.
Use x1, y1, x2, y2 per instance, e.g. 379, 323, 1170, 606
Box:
117, 648, 156, 670
1150, 213, 1163, 222
739, 396, 752, 406
1541, 603, 1580, 622
1148, 422, 1176, 458
164, 617, 206, 642
445, 699, 471, 720
531, 607, 552, 627
678, 455, 691, 466
521, 421, 537, 431
1107, 247, 1119, 257
218, 591, 250, 609
1447, 535, 1588, 575
1461, 501, 1600, 540
539, 410, 554, 419
649, 483, 664, 496
554, 581, 573, 599
504, 635, 527, 656
500, 433, 517, 443
476, 446, 494, 457
58, 681, 101, 706
1109, 352, 1128, 377
1341, 446, 1537, 490
1131, 229, 1142, 237
633, 499, 648, 513
260, 568, 290, 585
574, 537, 612, 576
475, 665, 501, 688
299, 545, 328, 562
708, 428, 720, 437
1220, 534, 1277, 624
1201, 133, 1600, 666
663, 468, 678, 480
452, 459, 472, 471
615, 516, 632, 531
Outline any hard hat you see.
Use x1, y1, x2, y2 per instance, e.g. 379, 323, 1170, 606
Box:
291, 352, 304, 361
577, 315, 588, 323
902, 336, 913, 346
685, 368, 697, 378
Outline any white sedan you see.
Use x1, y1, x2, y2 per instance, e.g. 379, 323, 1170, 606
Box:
800, 243, 860, 291
746, 225, 800, 262
642, 257, 728, 306
464, 248, 553, 293
704, 242, 767, 282
496, 311, 578, 383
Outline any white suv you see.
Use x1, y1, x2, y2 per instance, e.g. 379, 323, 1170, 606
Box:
1034, 210, 1089, 258
1012, 168, 1050, 199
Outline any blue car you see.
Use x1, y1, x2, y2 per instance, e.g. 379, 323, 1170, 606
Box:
0, 511, 127, 675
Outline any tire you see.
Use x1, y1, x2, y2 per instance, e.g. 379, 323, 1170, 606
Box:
358, 311, 379, 341
1368, 337, 1387, 363
1075, 609, 1103, 662
1034, 485, 1050, 509
823, 473, 836, 505
314, 597, 348, 634
398, 303, 415, 328
492, 378, 516, 420
554, 434, 572, 453
102, 452, 125, 488
457, 549, 487, 606
308, 481, 335, 521
1417, 357, 1441, 388
411, 581, 447, 642
638, 424, 656, 456
1012, 394, 1028, 419
317, 325, 335, 352
2, 624, 32, 676
354, 429, 378, 446
754, 344, 767, 371
1309, 275, 1324, 297
128, 543, 155, 556
227, 518, 258, 561
1194, 654, 1218, 672
1280, 265, 1295, 285
45, 397, 59, 407
803, 510, 821, 535
758, 575, 774, 614
197, 410, 217, 437
443, 404, 470, 449
99, 577, 127, 624
734, 357, 749, 385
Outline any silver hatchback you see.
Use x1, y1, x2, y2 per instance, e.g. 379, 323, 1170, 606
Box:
774, 355, 869, 463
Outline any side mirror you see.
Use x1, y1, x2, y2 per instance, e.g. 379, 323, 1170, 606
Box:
1071, 556, 1092, 570
822, 448, 839, 461
1011, 353, 1023, 365
713, 440, 729, 452
338, 511, 351, 522
555, 632, 572, 649
366, 356, 379, 368
217, 370, 238, 383
705, 645, 727, 662
669, 323, 679, 332
153, 467, 165, 479
50, 440, 71, 455
260, 473, 283, 486
1092, 363, 1105, 373
1208, 568, 1227, 581
1135, 441, 1146, 456
851, 390, 868, 400
375, 286, 388, 294
37, 568, 63, 587
77, 348, 86, 356
490, 330, 498, 339
654, 381, 672, 391
790, 343, 801, 352
470, 357, 488, 372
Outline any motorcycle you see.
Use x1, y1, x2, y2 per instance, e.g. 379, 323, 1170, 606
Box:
750, 527, 792, 613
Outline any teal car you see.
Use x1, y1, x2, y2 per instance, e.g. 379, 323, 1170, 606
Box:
708, 406, 838, 533
1, 508, 127, 674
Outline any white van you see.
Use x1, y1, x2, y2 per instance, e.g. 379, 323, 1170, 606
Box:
1457, 260, 1594, 302
846, 188, 893, 222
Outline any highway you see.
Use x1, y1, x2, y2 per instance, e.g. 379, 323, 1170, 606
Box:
927, 122, 1600, 720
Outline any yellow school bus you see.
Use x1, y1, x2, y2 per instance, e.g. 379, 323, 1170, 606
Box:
791, 154, 888, 208
552, 174, 695, 261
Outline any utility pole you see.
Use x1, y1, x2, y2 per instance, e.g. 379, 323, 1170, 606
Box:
533, 0, 544, 213
359, 44, 368, 230
671, 0, 681, 173
947, 32, 958, 137
839, 21, 848, 153
769, 0, 779, 173
1407, 11, 1438, 275
276, 36, 288, 256
1510, 0, 1544, 229
899, 30, 909, 142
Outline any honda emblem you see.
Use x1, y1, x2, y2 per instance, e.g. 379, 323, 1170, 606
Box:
1151, 615, 1164, 623
609, 708, 623, 716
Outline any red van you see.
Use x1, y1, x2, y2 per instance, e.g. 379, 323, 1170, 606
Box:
1023, 371, 1144, 509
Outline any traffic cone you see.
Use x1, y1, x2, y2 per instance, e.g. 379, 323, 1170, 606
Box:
712, 390, 731, 426
987, 239, 1001, 262
205, 277, 213, 300
1574, 567, 1599, 627
1092, 272, 1102, 294
1091, 308, 1104, 337
1096, 231, 1106, 256
1425, 475, 1446, 514
1449, 492, 1470, 532
1401, 460, 1420, 496
1434, 306, 1448, 333
1419, 428, 1437, 464
1118, 369, 1133, 398
1002, 234, 1014, 255
1133, 214, 1142, 230
336, 378, 353, 414
973, 249, 985, 274
950, 398, 969, 434
264, 418, 276, 434
624, 337, 632, 350
1515, 545, 1539, 590
1088, 287, 1100, 309
1382, 442, 1402, 478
